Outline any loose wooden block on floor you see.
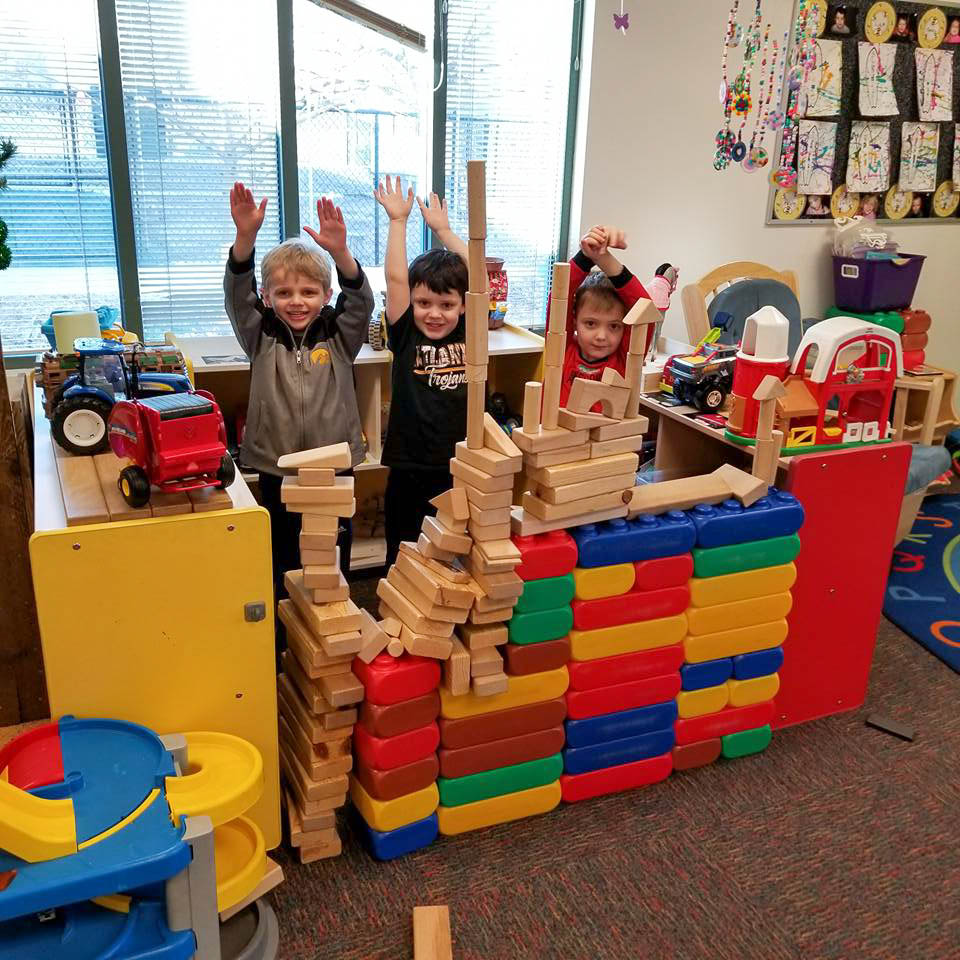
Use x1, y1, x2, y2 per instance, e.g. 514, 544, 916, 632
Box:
413, 905, 453, 960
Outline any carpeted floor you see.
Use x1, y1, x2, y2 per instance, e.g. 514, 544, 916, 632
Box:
268, 573, 960, 960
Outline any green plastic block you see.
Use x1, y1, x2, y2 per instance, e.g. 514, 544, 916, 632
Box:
507, 605, 573, 646
826, 306, 904, 334
514, 573, 575, 615
721, 725, 772, 759
693, 534, 801, 578
437, 753, 563, 807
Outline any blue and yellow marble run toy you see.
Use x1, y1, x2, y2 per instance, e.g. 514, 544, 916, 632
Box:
0, 716, 271, 959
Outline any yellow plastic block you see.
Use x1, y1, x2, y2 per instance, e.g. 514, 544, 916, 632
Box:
214, 815, 267, 913
573, 563, 636, 601
689, 563, 797, 607
569, 615, 687, 662
350, 776, 439, 832
676, 684, 729, 718
686, 592, 793, 636
0, 778, 76, 863
727, 673, 780, 707
437, 781, 562, 836
684, 620, 789, 663
439, 667, 569, 719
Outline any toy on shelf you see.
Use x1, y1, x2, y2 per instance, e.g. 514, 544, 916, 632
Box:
660, 327, 739, 413
486, 257, 508, 329
108, 391, 235, 508
41, 338, 190, 456
0, 716, 279, 960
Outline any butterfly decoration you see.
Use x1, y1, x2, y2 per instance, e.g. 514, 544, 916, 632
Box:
614, 3, 628, 33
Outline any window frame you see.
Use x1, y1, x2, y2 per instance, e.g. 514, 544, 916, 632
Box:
3, 0, 583, 364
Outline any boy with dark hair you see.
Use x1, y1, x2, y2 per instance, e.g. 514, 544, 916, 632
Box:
558, 224, 653, 405
374, 177, 470, 565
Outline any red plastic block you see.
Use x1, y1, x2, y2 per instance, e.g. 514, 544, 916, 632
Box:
353, 721, 440, 771
565, 673, 681, 720
352, 652, 441, 706
438, 698, 567, 749
560, 752, 672, 803
633, 554, 693, 591
568, 644, 684, 691
359, 691, 441, 739
0, 721, 64, 790
571, 584, 689, 631
438, 726, 565, 779
672, 739, 722, 770
353, 754, 439, 801
675, 701, 775, 745
513, 530, 578, 581
505, 637, 571, 676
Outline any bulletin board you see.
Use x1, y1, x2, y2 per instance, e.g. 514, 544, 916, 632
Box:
767, 0, 960, 224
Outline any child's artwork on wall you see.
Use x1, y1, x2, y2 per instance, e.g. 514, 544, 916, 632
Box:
798, 120, 838, 194
915, 48, 953, 121
805, 39, 844, 116
858, 42, 899, 115
828, 4, 857, 36
847, 121, 891, 192
954, 124, 960, 184
899, 121, 940, 192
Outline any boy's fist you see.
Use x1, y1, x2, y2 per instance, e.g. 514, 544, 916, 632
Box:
600, 225, 628, 250
230, 181, 267, 238
580, 225, 608, 260
374, 175, 415, 222
303, 196, 347, 256
417, 192, 450, 234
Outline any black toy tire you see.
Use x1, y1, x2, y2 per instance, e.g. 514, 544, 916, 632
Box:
695, 382, 727, 413
51, 395, 112, 455
119, 465, 151, 507
217, 454, 236, 489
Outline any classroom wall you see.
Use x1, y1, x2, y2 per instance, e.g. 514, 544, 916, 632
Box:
575, 0, 960, 371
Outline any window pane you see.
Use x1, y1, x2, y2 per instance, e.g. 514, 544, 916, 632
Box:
444, 1, 574, 327
115, 0, 282, 341
0, 1, 121, 353
294, 0, 430, 272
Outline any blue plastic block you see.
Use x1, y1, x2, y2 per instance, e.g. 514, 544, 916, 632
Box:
0, 899, 194, 960
565, 701, 677, 749
562, 728, 675, 774
732, 646, 784, 680
355, 811, 438, 861
571, 512, 696, 568
681, 658, 733, 691
688, 489, 804, 548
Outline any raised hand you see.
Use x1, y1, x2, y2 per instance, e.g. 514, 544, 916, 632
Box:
580, 225, 608, 260
303, 196, 347, 256
374, 175, 415, 222
600, 225, 628, 250
417, 192, 451, 234
230, 181, 267, 239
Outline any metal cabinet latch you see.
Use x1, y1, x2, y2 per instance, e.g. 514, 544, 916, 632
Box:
244, 602, 267, 623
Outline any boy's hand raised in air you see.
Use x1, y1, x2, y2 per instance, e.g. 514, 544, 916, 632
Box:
374, 175, 415, 222
230, 181, 267, 261
580, 225, 608, 261
304, 196, 358, 281
417, 192, 451, 234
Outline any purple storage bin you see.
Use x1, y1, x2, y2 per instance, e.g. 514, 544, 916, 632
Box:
832, 254, 925, 312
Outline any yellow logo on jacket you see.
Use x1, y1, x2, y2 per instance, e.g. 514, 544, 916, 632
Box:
309, 346, 330, 367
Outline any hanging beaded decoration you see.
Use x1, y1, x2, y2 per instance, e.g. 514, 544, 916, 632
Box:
715, 1, 742, 170
772, 0, 817, 188
742, 29, 781, 169
730, 1, 764, 121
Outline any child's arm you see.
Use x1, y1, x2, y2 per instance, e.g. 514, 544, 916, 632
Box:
374, 176, 415, 324
558, 225, 608, 340
417, 193, 468, 264
590, 225, 655, 355
224, 181, 269, 357
303, 196, 373, 360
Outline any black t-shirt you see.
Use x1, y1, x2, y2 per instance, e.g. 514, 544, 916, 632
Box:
382, 305, 468, 470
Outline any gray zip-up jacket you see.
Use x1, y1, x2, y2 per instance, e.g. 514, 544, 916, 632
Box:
224, 249, 374, 475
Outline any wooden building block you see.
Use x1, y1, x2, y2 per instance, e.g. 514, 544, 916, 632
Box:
418, 532, 459, 564
522, 381, 543, 436
467, 160, 486, 239
465, 292, 490, 363
468, 239, 488, 293
356, 609, 390, 664
413, 905, 453, 960
714, 463, 768, 507
567, 377, 629, 419
621, 465, 765, 515
286, 498, 356, 517
422, 515, 473, 554
51, 438, 114, 526
624, 352, 645, 420
450, 457, 515, 493
297, 467, 335, 486
303, 562, 344, 590
298, 834, 342, 863
318, 670, 364, 708
147, 490, 193, 518
430, 487, 470, 522
472, 673, 508, 697
301, 547, 338, 567
285, 570, 363, 636
458, 622, 509, 650
281, 475, 354, 506
187, 484, 233, 513
589, 416, 648, 442
454, 440, 521, 478
524, 443, 592, 469
510, 504, 628, 537
444, 636, 472, 696
278, 674, 354, 745
470, 646, 503, 678
544, 331, 566, 367
279, 739, 349, 800
300, 531, 338, 553
473, 538, 521, 565
395, 550, 477, 607
467, 502, 513, 526
483, 413, 522, 458
551, 263, 571, 314
436, 510, 469, 535
466, 380, 485, 450
527, 451, 639, 488
399, 541, 472, 583
453, 479, 514, 510
540, 370, 563, 432
278, 600, 354, 670
302, 514, 339, 534
93, 452, 151, 521
377, 579, 457, 637
277, 442, 352, 470
279, 715, 352, 781
387, 567, 470, 625
469, 519, 512, 542
310, 578, 350, 605
473, 592, 516, 615
401, 627, 455, 660
469, 604, 516, 625
465, 363, 486, 383
282, 756, 346, 813
522, 489, 626, 522
387, 637, 404, 657
511, 426, 586, 455
281, 651, 338, 716
557, 408, 616, 432
536, 471, 635, 505
463, 567, 523, 602
752, 431, 783, 487
285, 626, 355, 682
469, 545, 519, 575
547, 300, 568, 326
622, 297, 661, 330
589, 435, 646, 458
380, 616, 402, 637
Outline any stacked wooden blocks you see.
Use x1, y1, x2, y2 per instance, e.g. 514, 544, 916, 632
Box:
275, 442, 366, 862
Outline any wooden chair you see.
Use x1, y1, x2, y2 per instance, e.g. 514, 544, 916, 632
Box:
681, 261, 799, 346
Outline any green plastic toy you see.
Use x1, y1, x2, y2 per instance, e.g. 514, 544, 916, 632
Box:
514, 574, 575, 615
721, 724, 773, 759
437, 754, 563, 807
692, 534, 801, 578
507, 606, 573, 646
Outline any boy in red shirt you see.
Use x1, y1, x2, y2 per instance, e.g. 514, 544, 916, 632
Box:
556, 225, 653, 406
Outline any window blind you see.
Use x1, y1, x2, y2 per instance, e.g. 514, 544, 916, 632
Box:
115, 0, 282, 341
0, 0, 121, 352
443, 0, 575, 328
